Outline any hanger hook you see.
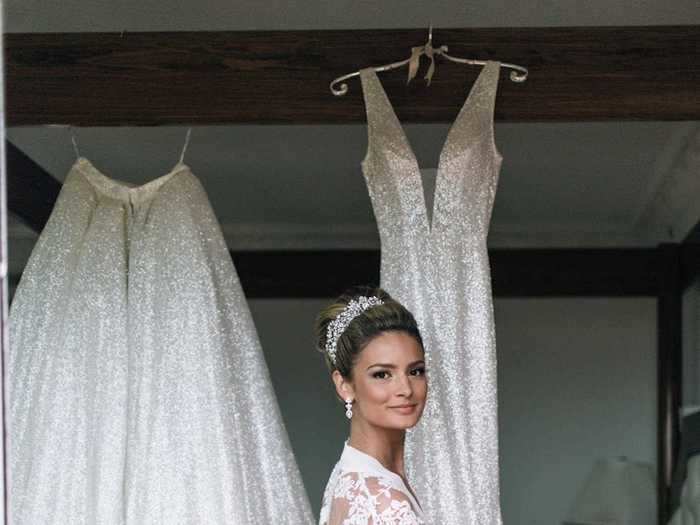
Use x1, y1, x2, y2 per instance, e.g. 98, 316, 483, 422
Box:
427, 23, 433, 46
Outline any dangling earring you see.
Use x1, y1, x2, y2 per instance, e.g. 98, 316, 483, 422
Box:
345, 398, 354, 419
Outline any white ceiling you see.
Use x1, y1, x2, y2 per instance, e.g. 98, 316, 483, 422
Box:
4, 0, 700, 32
5, 1, 700, 275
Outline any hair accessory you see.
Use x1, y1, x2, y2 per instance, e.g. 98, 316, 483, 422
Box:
325, 295, 384, 365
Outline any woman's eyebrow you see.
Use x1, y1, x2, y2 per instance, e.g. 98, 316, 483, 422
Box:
366, 360, 425, 371
367, 363, 397, 370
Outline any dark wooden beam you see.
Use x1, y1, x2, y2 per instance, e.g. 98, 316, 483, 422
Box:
232, 250, 380, 299
232, 248, 660, 298
680, 244, 700, 289
681, 214, 700, 288
7, 248, 662, 298
490, 247, 659, 297
6, 141, 61, 232
657, 243, 683, 525
5, 25, 699, 126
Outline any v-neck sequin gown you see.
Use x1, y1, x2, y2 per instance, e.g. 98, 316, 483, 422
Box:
358, 61, 504, 524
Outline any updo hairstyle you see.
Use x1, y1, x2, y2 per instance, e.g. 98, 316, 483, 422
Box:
314, 284, 424, 378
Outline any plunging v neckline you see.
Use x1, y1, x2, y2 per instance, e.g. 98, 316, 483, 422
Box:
363, 61, 496, 233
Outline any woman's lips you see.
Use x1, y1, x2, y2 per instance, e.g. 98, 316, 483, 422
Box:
390, 404, 417, 415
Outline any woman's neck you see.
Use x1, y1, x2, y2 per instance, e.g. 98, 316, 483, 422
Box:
348, 421, 406, 476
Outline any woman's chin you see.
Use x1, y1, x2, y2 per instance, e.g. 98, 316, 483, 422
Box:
382, 414, 423, 430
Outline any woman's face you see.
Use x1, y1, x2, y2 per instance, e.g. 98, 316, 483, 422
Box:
338, 331, 427, 431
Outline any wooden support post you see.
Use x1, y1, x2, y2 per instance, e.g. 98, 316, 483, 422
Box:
657, 243, 683, 524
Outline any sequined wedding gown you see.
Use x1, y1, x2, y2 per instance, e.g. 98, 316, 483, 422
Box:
359, 61, 504, 524
8, 153, 314, 524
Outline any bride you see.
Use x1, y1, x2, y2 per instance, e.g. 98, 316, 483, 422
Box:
315, 285, 428, 525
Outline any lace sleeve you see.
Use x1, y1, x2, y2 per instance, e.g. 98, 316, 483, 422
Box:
325, 472, 422, 525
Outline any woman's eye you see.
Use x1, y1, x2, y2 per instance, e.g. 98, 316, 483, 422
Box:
410, 367, 426, 376
372, 370, 390, 379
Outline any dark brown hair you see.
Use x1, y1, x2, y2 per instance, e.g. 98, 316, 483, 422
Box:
314, 284, 424, 378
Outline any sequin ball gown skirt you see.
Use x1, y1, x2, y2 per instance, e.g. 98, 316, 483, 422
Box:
8, 158, 314, 524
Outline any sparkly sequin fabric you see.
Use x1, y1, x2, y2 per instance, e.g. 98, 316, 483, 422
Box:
359, 61, 503, 524
8, 157, 314, 524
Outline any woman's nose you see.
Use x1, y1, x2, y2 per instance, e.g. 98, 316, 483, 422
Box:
397, 373, 413, 397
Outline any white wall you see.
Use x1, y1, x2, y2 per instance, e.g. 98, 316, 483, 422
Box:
6, 0, 700, 33
249, 296, 658, 523
496, 298, 656, 524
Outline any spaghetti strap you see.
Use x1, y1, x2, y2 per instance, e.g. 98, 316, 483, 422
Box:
69, 126, 80, 160
178, 127, 192, 165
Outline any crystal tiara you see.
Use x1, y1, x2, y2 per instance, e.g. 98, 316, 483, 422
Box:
325, 295, 384, 365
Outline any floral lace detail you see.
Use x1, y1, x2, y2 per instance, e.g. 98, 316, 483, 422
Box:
319, 467, 423, 525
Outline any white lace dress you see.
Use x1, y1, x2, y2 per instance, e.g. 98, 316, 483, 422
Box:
319, 441, 425, 525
